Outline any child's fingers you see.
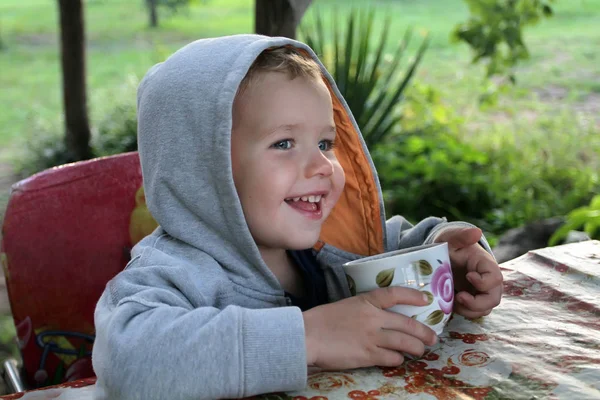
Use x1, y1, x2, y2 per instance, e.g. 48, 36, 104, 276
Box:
364, 286, 429, 310
435, 227, 482, 249
372, 347, 405, 367
466, 268, 503, 293
455, 286, 502, 313
448, 243, 502, 292
465, 255, 504, 293
453, 302, 493, 319
380, 312, 438, 347
378, 329, 426, 357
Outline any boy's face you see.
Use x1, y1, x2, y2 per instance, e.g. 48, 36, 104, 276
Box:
231, 72, 345, 252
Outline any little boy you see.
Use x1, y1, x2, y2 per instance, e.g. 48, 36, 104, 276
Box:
92, 34, 502, 400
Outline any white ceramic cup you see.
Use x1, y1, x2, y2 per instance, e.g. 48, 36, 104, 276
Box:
343, 242, 453, 335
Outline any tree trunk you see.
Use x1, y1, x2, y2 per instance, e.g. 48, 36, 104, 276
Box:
57, 0, 92, 161
0, 22, 4, 50
254, 0, 312, 39
147, 0, 159, 28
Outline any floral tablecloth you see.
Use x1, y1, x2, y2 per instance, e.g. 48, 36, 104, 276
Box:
2, 241, 599, 400
253, 240, 600, 400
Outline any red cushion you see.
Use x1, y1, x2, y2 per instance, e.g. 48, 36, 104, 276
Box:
0, 152, 157, 387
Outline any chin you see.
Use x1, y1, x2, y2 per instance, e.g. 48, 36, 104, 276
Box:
285, 232, 321, 251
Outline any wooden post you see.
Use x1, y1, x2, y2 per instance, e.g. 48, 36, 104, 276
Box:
147, 0, 159, 28
254, 0, 312, 39
57, 0, 93, 161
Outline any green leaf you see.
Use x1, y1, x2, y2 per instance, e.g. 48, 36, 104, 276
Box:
549, 219, 586, 246
339, 9, 355, 95
425, 310, 444, 325
584, 216, 600, 237
360, 27, 411, 135
51, 361, 65, 386
417, 260, 433, 276
78, 343, 87, 358
451, 0, 554, 79
300, 7, 429, 150
333, 8, 340, 84
376, 268, 395, 287
368, 34, 430, 145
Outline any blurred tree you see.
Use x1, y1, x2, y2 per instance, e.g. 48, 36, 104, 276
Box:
454, 0, 555, 81
147, 0, 159, 27
57, 0, 93, 161
145, 0, 191, 28
255, 0, 312, 39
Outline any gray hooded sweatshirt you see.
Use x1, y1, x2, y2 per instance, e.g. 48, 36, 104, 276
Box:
92, 34, 492, 400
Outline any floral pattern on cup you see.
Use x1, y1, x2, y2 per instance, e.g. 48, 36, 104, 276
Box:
431, 260, 454, 314
375, 268, 394, 287
415, 260, 432, 276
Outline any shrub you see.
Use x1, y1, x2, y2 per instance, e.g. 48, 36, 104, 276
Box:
13, 118, 73, 179
14, 103, 139, 179
477, 115, 600, 234
549, 195, 600, 245
93, 104, 138, 157
372, 83, 494, 225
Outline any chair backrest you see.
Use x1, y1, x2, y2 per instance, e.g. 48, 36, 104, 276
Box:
0, 152, 157, 388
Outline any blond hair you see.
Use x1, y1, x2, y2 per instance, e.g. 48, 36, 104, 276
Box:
237, 47, 322, 96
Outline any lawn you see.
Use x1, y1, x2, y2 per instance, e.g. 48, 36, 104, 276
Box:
1, 0, 599, 155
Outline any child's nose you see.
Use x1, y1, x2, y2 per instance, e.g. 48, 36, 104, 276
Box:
305, 150, 334, 178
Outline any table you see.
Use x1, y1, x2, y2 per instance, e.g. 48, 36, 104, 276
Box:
2, 241, 599, 400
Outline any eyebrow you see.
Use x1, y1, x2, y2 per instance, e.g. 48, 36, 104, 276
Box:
266, 123, 299, 136
323, 125, 336, 134
262, 124, 336, 139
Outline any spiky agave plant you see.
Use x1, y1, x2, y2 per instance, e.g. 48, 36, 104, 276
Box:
301, 8, 430, 149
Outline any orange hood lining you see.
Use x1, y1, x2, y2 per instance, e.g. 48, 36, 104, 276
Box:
317, 77, 384, 256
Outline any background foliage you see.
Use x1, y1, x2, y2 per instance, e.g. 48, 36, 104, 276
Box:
1, 0, 599, 241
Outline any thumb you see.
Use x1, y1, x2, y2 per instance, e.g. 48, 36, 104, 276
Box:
435, 227, 482, 249
364, 286, 429, 309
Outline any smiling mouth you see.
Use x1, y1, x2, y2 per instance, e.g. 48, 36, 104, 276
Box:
284, 194, 324, 213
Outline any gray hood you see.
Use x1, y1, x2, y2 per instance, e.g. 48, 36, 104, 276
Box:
137, 34, 387, 288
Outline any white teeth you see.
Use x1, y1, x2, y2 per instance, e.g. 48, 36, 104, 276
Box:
288, 195, 323, 203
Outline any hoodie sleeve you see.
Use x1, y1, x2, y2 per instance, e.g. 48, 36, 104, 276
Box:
92, 267, 307, 400
385, 215, 495, 257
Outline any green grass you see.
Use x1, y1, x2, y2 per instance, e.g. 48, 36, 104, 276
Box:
0, 0, 598, 151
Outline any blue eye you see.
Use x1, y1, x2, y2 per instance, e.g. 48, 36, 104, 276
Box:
319, 139, 336, 151
272, 140, 293, 150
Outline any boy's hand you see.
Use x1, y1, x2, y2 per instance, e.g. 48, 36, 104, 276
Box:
434, 227, 503, 319
303, 287, 438, 370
